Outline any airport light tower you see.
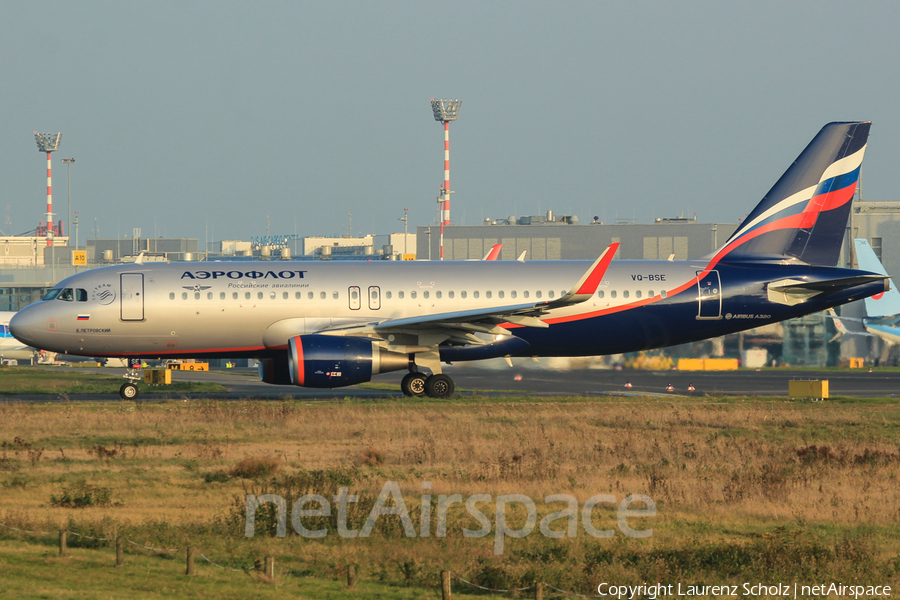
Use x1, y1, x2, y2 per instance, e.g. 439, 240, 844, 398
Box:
430, 99, 461, 260
62, 157, 75, 245
34, 132, 62, 247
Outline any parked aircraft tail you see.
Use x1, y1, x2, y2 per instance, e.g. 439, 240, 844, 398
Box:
854, 238, 900, 318
709, 121, 870, 267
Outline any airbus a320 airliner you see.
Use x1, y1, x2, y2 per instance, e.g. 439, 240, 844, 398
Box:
10, 122, 888, 399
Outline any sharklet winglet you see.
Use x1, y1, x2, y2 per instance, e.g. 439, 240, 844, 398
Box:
545, 243, 619, 308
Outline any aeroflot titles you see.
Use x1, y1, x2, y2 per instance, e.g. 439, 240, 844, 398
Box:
181, 270, 308, 280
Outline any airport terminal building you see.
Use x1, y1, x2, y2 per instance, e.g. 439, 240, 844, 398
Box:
416, 214, 733, 261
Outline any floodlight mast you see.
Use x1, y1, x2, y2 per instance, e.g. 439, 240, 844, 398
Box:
34, 132, 62, 247
430, 99, 461, 260
62, 158, 75, 246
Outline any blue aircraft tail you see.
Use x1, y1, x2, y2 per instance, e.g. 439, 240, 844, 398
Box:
710, 121, 870, 267
854, 238, 900, 318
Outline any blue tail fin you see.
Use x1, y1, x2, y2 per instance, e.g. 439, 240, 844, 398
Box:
854, 238, 900, 318
711, 122, 870, 266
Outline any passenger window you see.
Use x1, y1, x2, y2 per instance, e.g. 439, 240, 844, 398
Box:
269, 292, 275, 299
436, 291, 442, 299
333, 291, 339, 299
207, 292, 213, 300
623, 291, 630, 298
511, 291, 517, 298
649, 290, 654, 297
536, 291, 541, 298
320, 292, 326, 299
283, 292, 288, 299
220, 292, 226, 300
295, 292, 302, 299
498, 291, 504, 299
661, 290, 667, 299
233, 292, 238, 300
76, 289, 88, 301
636, 290, 642, 299
548, 291, 554, 299
448, 291, 454, 299
258, 292, 264, 300
423, 291, 430, 299
598, 291, 605, 298
523, 291, 529, 298
486, 291, 492, 299
474, 291, 480, 299
245, 292, 251, 300
611, 291, 617, 298
411, 291, 417, 299
308, 292, 314, 299
386, 291, 392, 299
169, 293, 175, 300
461, 291, 467, 299
399, 291, 405, 299
182, 292, 188, 300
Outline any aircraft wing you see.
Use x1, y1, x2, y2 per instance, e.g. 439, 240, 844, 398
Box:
318, 243, 619, 347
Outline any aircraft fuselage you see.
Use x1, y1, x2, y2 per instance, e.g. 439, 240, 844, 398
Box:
10, 259, 883, 360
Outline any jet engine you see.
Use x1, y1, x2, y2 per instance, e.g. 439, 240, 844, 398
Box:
287, 335, 409, 388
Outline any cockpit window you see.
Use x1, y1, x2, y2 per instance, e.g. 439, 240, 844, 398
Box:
76, 289, 88, 302
57, 288, 75, 301
43, 288, 62, 301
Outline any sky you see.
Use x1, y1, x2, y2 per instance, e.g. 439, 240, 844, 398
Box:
2, 1, 899, 246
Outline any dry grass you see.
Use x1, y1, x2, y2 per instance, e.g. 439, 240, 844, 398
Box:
0, 397, 898, 590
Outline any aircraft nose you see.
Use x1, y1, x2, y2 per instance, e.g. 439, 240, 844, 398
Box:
9, 307, 42, 346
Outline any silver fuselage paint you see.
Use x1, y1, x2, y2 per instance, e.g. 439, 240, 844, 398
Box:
9, 259, 701, 358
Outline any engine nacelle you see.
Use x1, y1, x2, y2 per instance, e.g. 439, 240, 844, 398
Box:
287, 335, 409, 388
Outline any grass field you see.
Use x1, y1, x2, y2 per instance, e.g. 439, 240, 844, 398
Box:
0, 366, 226, 396
0, 394, 898, 598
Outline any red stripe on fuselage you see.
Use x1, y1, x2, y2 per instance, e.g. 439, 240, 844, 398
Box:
119, 345, 267, 357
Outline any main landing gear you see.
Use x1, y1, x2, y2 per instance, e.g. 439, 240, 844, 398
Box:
400, 372, 455, 399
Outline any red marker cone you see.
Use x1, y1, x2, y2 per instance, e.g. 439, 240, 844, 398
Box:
666, 384, 674, 392
687, 384, 695, 392
625, 382, 633, 389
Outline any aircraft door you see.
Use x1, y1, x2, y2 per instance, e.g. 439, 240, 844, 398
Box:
368, 286, 381, 310
696, 270, 722, 320
120, 273, 145, 321
349, 286, 361, 310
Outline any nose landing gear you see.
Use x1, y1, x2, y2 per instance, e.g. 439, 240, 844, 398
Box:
119, 382, 139, 399
120, 358, 142, 399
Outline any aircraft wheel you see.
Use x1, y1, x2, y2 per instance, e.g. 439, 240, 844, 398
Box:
402, 372, 427, 397
119, 383, 139, 400
425, 374, 454, 399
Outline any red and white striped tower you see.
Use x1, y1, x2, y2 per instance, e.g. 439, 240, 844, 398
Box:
430, 99, 461, 260
34, 132, 62, 247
